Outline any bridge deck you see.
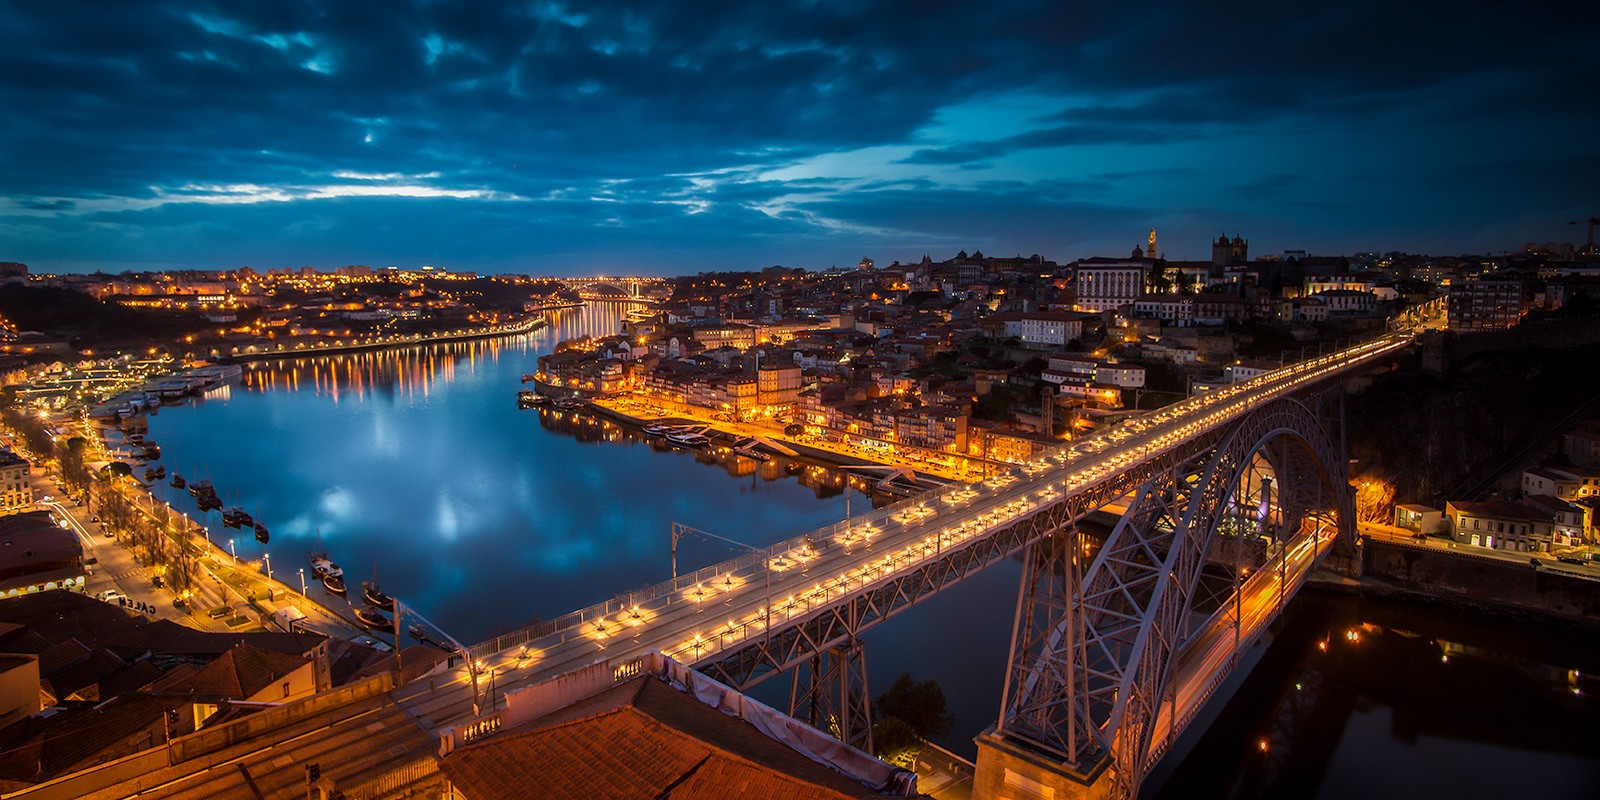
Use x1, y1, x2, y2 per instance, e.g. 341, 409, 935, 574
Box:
410, 334, 1411, 736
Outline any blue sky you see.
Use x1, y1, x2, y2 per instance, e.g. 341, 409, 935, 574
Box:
3, 1, 1595, 275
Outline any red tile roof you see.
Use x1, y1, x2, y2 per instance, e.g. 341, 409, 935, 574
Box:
441, 676, 898, 800
151, 642, 306, 700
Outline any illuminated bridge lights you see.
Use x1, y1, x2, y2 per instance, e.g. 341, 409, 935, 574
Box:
463, 335, 1413, 703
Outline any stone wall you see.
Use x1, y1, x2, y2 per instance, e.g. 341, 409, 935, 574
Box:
1361, 538, 1600, 623
1421, 315, 1600, 375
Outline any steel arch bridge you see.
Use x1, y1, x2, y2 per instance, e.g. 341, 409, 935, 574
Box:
420, 334, 1411, 797
995, 396, 1354, 797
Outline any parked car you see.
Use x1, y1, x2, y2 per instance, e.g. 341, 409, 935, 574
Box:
207, 606, 233, 619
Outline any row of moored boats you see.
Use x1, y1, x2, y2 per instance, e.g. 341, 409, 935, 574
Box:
168, 473, 270, 543
518, 389, 585, 410
308, 554, 451, 648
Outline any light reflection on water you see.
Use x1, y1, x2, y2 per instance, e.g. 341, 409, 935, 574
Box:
147, 303, 868, 641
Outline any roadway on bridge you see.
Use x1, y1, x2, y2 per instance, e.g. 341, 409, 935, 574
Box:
398, 334, 1413, 738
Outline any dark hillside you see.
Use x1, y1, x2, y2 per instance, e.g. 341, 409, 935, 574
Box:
0, 285, 208, 348
1347, 343, 1600, 506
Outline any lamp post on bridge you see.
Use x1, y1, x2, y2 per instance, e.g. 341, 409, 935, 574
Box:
670, 523, 774, 653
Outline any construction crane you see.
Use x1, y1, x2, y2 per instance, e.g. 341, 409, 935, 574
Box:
1570, 216, 1599, 259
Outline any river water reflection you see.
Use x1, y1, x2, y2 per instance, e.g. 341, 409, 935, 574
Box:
1150, 590, 1600, 798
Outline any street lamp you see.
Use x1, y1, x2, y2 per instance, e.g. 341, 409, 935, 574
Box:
228, 538, 236, 563
298, 568, 306, 595
263, 551, 272, 581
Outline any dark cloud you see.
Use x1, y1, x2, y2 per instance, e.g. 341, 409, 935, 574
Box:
1, 1, 1594, 270
900, 125, 1175, 165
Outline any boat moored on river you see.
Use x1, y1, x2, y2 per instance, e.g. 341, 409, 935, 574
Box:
363, 581, 395, 612
354, 608, 391, 629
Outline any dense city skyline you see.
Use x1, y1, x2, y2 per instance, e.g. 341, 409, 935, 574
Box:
3, 1, 1596, 275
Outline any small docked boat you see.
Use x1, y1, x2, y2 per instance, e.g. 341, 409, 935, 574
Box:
254, 521, 270, 544
667, 432, 710, 448
521, 373, 536, 383
407, 623, 430, 642
309, 555, 344, 578
323, 573, 347, 596
517, 389, 547, 408
733, 446, 771, 462
354, 608, 391, 630
363, 581, 395, 612
642, 424, 678, 437
553, 397, 585, 411
169, 473, 186, 489
222, 507, 253, 528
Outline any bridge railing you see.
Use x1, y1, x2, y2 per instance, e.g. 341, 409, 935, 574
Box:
467, 331, 1413, 661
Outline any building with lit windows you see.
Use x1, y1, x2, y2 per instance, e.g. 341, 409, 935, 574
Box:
1072, 259, 1149, 313
0, 512, 86, 597
1445, 499, 1555, 552
982, 311, 1087, 348
1447, 277, 1528, 330
0, 450, 31, 513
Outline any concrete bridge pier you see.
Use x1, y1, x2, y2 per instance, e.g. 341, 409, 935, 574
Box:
972, 731, 1115, 800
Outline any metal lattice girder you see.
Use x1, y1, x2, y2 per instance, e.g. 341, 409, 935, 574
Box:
691, 442, 1211, 692
789, 638, 874, 753
998, 398, 1354, 799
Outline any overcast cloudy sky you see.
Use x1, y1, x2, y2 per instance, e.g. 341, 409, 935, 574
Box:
3, 1, 1595, 275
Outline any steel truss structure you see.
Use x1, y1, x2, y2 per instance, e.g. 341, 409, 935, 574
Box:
997, 398, 1353, 798
789, 638, 874, 753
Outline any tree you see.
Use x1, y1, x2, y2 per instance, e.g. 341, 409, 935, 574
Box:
872, 717, 921, 768
874, 672, 954, 741
1353, 478, 1396, 524
1147, 260, 1172, 294
1176, 270, 1197, 296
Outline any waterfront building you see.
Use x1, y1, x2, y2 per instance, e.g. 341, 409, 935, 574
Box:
1445, 499, 1556, 552
1393, 503, 1444, 534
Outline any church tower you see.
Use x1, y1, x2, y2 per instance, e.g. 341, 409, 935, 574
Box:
1147, 228, 1159, 260
1212, 233, 1248, 267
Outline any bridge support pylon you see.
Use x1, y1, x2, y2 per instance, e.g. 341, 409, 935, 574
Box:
982, 398, 1355, 800
973, 727, 1114, 800
789, 636, 873, 754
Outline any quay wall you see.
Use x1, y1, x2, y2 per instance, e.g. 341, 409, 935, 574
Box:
1359, 537, 1600, 624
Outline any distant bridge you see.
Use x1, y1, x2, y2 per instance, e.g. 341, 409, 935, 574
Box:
559, 275, 671, 301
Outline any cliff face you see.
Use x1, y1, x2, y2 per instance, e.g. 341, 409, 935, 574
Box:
1346, 343, 1600, 506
